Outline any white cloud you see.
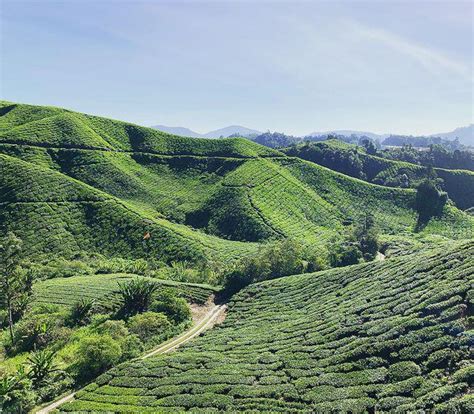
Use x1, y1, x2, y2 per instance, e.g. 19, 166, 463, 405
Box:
350, 21, 472, 82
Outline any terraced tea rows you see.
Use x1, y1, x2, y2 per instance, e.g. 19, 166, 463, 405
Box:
1, 101, 473, 265
62, 241, 474, 412
284, 140, 474, 210
0, 153, 257, 263
33, 274, 218, 308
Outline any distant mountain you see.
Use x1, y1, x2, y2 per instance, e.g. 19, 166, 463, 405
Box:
151, 124, 261, 139
203, 125, 261, 138
431, 124, 473, 146
307, 130, 390, 140
151, 125, 203, 138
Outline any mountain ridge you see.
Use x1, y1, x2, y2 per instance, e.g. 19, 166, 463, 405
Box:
151, 124, 261, 138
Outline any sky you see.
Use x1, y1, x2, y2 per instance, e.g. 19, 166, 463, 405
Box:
1, 0, 472, 136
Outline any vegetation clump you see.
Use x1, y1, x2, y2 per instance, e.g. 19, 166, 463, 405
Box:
63, 242, 474, 412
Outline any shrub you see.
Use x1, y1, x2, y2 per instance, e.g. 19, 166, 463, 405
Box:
119, 334, 143, 360
66, 298, 95, 327
415, 179, 447, 220
73, 334, 122, 381
10, 311, 67, 354
128, 312, 171, 342
0, 366, 36, 413
26, 349, 58, 387
150, 291, 191, 324
117, 278, 159, 317
95, 320, 129, 340
329, 242, 362, 267
224, 239, 326, 293
387, 361, 421, 382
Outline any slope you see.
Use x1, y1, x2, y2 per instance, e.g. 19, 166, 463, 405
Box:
62, 241, 474, 413
1, 101, 473, 266
283, 140, 474, 210
0, 153, 256, 263
33, 273, 218, 309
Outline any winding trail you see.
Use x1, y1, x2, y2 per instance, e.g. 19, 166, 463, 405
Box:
35, 304, 226, 414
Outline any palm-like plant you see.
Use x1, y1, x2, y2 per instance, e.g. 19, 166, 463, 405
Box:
67, 298, 95, 326
117, 278, 159, 316
26, 349, 57, 386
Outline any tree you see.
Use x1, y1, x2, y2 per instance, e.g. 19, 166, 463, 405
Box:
150, 291, 191, 324
354, 213, 379, 260
0, 232, 27, 343
361, 138, 377, 155
415, 178, 447, 221
66, 298, 95, 327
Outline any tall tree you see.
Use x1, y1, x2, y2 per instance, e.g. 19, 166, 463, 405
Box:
0, 232, 23, 343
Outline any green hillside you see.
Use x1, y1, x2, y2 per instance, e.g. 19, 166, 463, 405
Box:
33, 274, 218, 309
283, 140, 474, 210
1, 102, 473, 269
62, 241, 474, 412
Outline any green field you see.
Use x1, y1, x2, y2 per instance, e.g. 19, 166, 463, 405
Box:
33, 274, 218, 309
1, 102, 473, 267
62, 241, 474, 412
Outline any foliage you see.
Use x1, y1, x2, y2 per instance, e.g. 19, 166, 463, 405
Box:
64, 242, 474, 412
283, 139, 474, 210
0, 366, 35, 413
73, 334, 122, 381
0, 232, 32, 343
9, 309, 67, 354
33, 273, 217, 311
26, 349, 58, 387
117, 278, 160, 317
128, 312, 171, 342
415, 178, 448, 218
380, 143, 473, 170
224, 239, 326, 293
66, 298, 95, 327
150, 291, 191, 324
353, 213, 380, 260
329, 242, 362, 267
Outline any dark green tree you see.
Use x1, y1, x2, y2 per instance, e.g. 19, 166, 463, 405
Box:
354, 213, 379, 260
0, 232, 28, 343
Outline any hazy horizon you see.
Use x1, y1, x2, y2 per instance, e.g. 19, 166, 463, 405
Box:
1, 0, 472, 136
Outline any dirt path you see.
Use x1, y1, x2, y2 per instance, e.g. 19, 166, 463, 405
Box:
35, 304, 226, 414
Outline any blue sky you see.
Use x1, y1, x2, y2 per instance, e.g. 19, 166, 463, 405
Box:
1, 0, 472, 136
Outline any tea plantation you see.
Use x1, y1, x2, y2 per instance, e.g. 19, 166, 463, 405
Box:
1, 101, 474, 412
1, 101, 473, 267
61, 241, 474, 412
284, 140, 474, 210
33, 274, 218, 309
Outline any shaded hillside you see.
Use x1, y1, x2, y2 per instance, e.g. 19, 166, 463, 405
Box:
63, 241, 474, 412
283, 140, 474, 210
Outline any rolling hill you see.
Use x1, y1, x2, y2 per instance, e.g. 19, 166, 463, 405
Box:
283, 140, 474, 210
1, 101, 473, 268
1, 101, 473, 413
61, 241, 474, 412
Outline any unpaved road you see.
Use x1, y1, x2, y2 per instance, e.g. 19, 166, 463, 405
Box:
35, 304, 226, 414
